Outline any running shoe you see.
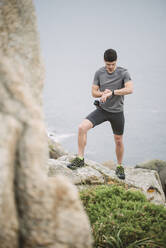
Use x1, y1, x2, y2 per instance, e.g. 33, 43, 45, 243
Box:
67, 157, 85, 170
115, 165, 125, 180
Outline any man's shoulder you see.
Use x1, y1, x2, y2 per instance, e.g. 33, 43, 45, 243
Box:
117, 67, 132, 81
116, 66, 128, 74
95, 66, 106, 74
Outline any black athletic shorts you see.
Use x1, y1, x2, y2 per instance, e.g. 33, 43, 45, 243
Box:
85, 108, 125, 135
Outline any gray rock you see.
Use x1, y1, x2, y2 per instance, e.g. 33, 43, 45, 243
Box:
48, 159, 105, 185
135, 159, 166, 172
135, 159, 166, 196
49, 175, 93, 248
0, 115, 20, 248
48, 135, 68, 159
159, 167, 166, 196
49, 155, 166, 205
125, 167, 165, 205
0, 1, 93, 248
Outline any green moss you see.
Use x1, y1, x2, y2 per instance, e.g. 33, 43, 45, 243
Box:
80, 185, 166, 248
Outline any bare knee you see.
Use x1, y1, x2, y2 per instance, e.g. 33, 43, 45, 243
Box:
114, 135, 123, 146
78, 119, 93, 133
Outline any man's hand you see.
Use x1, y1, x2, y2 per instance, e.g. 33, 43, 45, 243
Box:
100, 89, 112, 103
104, 89, 111, 94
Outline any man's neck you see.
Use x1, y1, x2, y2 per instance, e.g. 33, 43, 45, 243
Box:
106, 66, 117, 74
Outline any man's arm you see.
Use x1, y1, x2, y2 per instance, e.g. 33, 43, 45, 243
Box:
114, 81, 133, 96
92, 85, 111, 98
91, 85, 103, 98
100, 81, 133, 103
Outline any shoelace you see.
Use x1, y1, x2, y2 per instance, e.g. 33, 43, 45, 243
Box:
117, 166, 124, 173
72, 158, 81, 166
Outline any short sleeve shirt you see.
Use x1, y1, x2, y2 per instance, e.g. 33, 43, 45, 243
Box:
93, 66, 131, 112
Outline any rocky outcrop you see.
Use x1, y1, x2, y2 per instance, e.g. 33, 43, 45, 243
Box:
0, 1, 92, 248
48, 155, 166, 205
135, 159, 166, 196
48, 135, 68, 159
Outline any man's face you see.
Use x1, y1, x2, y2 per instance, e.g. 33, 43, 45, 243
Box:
104, 60, 117, 73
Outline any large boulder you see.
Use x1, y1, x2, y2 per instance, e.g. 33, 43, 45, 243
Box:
135, 159, 166, 196
0, 115, 20, 248
48, 155, 166, 205
0, 1, 92, 248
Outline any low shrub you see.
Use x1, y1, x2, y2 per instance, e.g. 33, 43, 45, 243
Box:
80, 185, 166, 248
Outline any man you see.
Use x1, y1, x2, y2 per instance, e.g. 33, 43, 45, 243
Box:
67, 49, 133, 179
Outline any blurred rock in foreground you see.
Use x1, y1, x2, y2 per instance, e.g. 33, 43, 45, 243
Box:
0, 1, 92, 247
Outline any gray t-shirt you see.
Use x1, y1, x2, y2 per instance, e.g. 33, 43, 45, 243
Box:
93, 66, 131, 113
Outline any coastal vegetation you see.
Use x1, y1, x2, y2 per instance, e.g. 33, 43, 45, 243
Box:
80, 185, 166, 248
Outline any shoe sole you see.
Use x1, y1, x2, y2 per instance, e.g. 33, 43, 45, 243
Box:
115, 171, 125, 180
118, 176, 125, 180
67, 164, 85, 170
67, 165, 77, 170
116, 174, 125, 180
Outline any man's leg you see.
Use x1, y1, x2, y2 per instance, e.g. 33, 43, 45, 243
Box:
108, 111, 124, 165
78, 119, 93, 157
78, 108, 107, 158
108, 111, 125, 179
114, 134, 125, 179
67, 119, 93, 169
113, 134, 124, 165
67, 108, 107, 169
